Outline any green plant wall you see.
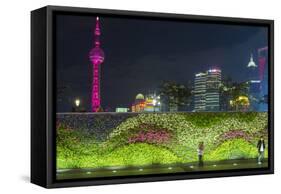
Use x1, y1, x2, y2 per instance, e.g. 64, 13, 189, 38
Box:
57, 112, 268, 169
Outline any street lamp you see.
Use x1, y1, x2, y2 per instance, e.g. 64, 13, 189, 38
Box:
158, 101, 161, 111
152, 99, 157, 112
75, 99, 80, 107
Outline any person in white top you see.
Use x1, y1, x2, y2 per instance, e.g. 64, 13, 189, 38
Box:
257, 137, 266, 164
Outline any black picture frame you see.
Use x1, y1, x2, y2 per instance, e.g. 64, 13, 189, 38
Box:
31, 5, 274, 188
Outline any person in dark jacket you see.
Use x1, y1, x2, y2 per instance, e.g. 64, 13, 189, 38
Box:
197, 141, 204, 167
257, 137, 266, 164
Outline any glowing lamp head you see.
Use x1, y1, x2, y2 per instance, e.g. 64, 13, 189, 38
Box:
75, 99, 80, 107
89, 47, 105, 64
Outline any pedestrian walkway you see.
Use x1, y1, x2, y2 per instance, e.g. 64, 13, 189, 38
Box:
56, 158, 268, 180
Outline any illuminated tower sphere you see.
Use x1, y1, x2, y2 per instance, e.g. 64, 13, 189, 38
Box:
89, 17, 105, 112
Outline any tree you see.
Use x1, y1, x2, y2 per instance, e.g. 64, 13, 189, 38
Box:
219, 78, 249, 111
230, 96, 250, 111
159, 81, 191, 111
231, 82, 249, 99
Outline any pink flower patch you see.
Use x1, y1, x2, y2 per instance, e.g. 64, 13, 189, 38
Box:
128, 130, 171, 144
220, 130, 252, 142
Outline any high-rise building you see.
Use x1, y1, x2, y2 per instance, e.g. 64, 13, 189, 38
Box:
247, 54, 261, 111
258, 47, 268, 111
194, 68, 221, 112
205, 69, 221, 111
247, 54, 258, 79
89, 17, 105, 112
194, 72, 207, 111
258, 47, 268, 83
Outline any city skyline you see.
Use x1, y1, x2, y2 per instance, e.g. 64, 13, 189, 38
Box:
56, 15, 268, 112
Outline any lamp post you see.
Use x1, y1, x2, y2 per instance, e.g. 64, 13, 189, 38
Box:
157, 95, 161, 112
73, 98, 80, 112
152, 99, 157, 112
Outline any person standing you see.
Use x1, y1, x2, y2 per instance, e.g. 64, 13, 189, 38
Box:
197, 141, 204, 167
257, 137, 266, 164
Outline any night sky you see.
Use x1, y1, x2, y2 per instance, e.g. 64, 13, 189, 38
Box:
56, 14, 268, 112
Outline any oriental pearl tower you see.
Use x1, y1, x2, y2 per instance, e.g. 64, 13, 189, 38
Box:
89, 17, 105, 112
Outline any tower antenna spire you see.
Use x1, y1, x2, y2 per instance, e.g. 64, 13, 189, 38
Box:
94, 16, 101, 46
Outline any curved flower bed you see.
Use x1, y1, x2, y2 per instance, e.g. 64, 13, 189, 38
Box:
106, 112, 268, 158
205, 139, 258, 161
102, 143, 181, 167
